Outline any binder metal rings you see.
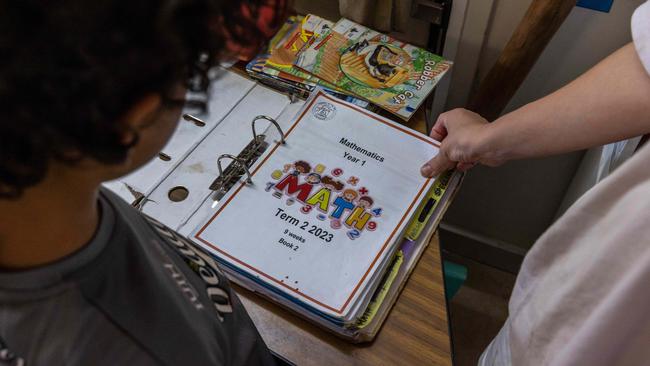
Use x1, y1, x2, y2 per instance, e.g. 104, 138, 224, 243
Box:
210, 115, 286, 193
217, 154, 252, 185
252, 115, 285, 145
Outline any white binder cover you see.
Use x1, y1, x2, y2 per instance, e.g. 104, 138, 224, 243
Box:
193, 90, 440, 318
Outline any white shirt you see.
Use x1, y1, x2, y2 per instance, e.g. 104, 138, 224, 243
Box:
480, 2, 650, 365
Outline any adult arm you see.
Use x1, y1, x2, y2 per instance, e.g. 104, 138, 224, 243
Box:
421, 43, 650, 177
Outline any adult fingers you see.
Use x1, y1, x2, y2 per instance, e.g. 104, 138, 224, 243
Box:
421, 152, 455, 178
429, 114, 448, 142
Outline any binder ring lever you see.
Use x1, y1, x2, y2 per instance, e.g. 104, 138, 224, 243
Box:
252, 115, 285, 145
217, 154, 253, 185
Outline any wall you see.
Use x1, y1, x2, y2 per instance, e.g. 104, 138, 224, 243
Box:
292, 0, 430, 46
293, 0, 341, 21
440, 0, 642, 270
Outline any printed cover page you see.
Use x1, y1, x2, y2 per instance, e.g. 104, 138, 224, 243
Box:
193, 90, 440, 317
295, 19, 452, 120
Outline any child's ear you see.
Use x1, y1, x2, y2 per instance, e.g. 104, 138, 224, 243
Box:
118, 94, 162, 146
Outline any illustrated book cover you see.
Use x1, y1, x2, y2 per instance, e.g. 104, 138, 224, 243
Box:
294, 18, 452, 120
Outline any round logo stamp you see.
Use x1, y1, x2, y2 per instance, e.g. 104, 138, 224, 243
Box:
312, 101, 337, 121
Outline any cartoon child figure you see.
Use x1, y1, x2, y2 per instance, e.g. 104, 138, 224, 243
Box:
292, 160, 311, 176
306, 173, 321, 185
321, 176, 344, 192
358, 196, 374, 209
342, 189, 358, 203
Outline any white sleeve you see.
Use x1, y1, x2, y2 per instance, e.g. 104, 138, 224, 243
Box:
632, 1, 650, 75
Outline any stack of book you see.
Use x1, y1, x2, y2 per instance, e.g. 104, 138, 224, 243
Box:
246, 14, 452, 121
191, 90, 461, 341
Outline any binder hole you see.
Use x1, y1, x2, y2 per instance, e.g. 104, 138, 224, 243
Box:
158, 152, 171, 161
168, 186, 189, 202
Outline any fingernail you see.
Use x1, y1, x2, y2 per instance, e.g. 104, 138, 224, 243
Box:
420, 163, 433, 177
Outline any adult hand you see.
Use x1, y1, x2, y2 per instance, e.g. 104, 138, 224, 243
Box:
420, 108, 504, 177
420, 44, 650, 179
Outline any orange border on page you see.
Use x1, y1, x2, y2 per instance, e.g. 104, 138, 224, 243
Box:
194, 91, 438, 314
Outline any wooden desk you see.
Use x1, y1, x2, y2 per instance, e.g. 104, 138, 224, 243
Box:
233, 108, 452, 366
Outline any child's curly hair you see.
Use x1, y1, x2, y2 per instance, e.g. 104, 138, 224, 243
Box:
0, 0, 286, 198
294, 160, 311, 173
321, 176, 344, 191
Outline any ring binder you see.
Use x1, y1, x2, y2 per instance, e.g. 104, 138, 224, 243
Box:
191, 90, 459, 344
209, 115, 287, 194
